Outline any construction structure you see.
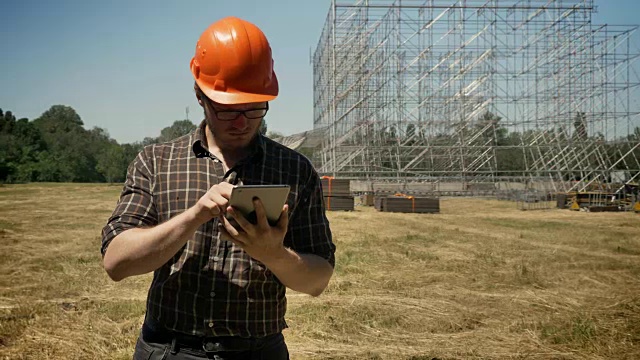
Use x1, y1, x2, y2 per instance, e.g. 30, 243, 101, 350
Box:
311, 0, 640, 195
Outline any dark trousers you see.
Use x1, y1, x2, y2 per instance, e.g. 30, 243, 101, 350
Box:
133, 324, 289, 360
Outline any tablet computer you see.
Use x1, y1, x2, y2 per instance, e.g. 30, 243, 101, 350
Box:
226, 184, 290, 225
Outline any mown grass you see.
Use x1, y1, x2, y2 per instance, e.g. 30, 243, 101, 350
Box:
0, 183, 639, 359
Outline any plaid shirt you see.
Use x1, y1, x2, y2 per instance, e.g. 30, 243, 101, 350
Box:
101, 121, 335, 338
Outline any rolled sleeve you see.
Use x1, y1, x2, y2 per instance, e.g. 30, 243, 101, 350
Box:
101, 147, 158, 256
284, 170, 336, 267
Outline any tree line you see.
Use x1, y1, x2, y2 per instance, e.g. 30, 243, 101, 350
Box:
0, 104, 278, 184
0, 105, 200, 184
2, 105, 638, 184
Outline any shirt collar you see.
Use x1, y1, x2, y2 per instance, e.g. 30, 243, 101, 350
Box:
191, 120, 266, 160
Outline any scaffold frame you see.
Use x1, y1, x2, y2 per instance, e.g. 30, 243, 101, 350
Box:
312, 0, 640, 193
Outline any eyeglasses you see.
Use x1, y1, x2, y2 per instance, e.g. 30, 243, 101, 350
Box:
211, 102, 269, 121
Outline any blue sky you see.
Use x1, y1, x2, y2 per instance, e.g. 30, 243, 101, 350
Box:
1, 0, 640, 144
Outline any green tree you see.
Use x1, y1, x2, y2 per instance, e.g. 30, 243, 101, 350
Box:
476, 111, 507, 146
32, 105, 84, 135
573, 112, 588, 141
32, 105, 100, 182
0, 108, 48, 182
97, 144, 127, 183
32, 151, 75, 182
496, 131, 526, 176
1, 106, 213, 184
157, 120, 196, 143
404, 123, 417, 145
297, 147, 315, 161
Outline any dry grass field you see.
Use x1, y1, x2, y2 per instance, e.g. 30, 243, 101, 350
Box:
0, 183, 639, 359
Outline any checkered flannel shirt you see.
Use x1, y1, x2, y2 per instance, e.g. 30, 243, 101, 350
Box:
101, 121, 335, 337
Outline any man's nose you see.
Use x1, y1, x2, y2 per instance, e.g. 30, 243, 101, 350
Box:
230, 115, 249, 130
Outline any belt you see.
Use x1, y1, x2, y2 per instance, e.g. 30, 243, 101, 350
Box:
141, 322, 280, 353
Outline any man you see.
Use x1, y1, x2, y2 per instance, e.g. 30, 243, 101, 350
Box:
101, 17, 335, 360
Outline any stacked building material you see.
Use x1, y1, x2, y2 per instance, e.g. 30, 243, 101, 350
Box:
374, 196, 384, 211
321, 177, 354, 211
556, 193, 568, 209
375, 193, 440, 213
354, 193, 374, 207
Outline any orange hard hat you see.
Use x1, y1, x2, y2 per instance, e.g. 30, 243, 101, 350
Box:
190, 17, 279, 104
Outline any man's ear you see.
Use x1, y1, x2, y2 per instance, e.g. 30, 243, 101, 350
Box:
196, 93, 204, 107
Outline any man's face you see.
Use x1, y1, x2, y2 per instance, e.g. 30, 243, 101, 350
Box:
200, 95, 268, 150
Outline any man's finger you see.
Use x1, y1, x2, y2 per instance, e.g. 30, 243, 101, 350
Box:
252, 197, 269, 228
226, 207, 253, 234
222, 215, 243, 237
277, 204, 289, 232
202, 199, 221, 217
218, 227, 233, 242
219, 220, 249, 245
209, 192, 229, 211
217, 182, 235, 199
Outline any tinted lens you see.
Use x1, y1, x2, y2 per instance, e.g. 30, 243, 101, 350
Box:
214, 108, 268, 120
244, 109, 268, 119
217, 111, 241, 120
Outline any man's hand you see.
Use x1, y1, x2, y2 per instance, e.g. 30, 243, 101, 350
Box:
192, 182, 235, 224
220, 198, 289, 263
221, 197, 333, 296
103, 182, 234, 281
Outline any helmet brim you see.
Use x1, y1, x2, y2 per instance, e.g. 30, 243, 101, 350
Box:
194, 72, 279, 105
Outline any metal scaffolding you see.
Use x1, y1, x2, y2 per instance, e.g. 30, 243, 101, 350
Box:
312, 0, 640, 193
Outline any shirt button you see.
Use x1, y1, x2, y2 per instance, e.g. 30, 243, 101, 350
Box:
208, 322, 214, 328
210, 291, 216, 297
